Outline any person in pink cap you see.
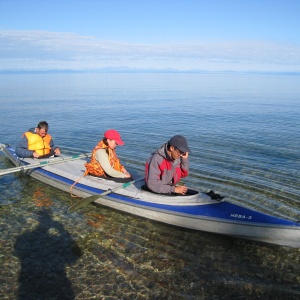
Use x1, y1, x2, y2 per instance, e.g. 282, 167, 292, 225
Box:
84, 129, 132, 183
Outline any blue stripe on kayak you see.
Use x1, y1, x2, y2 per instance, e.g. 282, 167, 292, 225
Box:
6, 146, 299, 228
104, 192, 299, 227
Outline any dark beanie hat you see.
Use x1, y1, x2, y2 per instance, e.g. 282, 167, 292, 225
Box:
169, 135, 190, 153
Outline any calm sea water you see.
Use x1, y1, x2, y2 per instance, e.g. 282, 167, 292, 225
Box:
0, 73, 299, 299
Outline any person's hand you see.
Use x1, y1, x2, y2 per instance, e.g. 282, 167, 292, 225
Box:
175, 185, 187, 195
122, 169, 131, 178
54, 148, 61, 155
33, 151, 40, 158
181, 152, 189, 159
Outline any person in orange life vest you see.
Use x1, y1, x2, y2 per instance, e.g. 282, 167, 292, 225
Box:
84, 129, 132, 183
16, 121, 61, 158
145, 135, 190, 195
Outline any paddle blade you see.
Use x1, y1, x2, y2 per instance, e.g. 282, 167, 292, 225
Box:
68, 195, 101, 213
67, 178, 143, 213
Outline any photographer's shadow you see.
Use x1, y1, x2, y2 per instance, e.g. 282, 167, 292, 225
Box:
14, 208, 82, 300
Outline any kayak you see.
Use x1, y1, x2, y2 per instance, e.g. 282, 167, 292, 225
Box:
1, 144, 300, 248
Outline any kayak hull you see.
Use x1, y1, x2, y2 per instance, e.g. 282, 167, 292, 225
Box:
1, 144, 300, 247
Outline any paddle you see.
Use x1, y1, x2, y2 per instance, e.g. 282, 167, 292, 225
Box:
68, 177, 144, 213
0, 152, 91, 176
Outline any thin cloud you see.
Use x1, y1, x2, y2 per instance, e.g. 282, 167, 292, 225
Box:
0, 30, 300, 72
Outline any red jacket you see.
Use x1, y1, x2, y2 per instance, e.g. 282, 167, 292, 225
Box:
145, 143, 189, 194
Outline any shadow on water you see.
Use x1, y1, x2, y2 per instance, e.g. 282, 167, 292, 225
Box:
14, 208, 82, 300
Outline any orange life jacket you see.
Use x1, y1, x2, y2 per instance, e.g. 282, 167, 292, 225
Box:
84, 140, 123, 177
24, 132, 52, 156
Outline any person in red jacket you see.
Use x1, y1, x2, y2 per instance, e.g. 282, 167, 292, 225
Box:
145, 135, 190, 195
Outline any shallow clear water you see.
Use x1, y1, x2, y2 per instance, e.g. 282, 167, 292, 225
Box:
0, 73, 299, 299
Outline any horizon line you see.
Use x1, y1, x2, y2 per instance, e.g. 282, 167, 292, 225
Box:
1, 68, 300, 76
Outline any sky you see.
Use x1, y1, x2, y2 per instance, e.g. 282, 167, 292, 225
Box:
0, 0, 300, 73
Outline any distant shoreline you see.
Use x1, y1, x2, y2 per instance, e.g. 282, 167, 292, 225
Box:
1, 69, 300, 76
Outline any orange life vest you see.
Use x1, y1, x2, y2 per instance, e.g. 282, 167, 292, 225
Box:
84, 140, 123, 177
24, 132, 52, 156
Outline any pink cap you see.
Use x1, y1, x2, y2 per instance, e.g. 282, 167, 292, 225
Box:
104, 129, 124, 146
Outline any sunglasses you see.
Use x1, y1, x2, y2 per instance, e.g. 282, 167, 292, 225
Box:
175, 148, 186, 156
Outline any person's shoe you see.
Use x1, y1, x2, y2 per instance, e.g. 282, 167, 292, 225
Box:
206, 190, 224, 201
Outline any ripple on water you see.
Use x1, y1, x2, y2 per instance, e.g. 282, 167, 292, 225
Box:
0, 73, 300, 298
